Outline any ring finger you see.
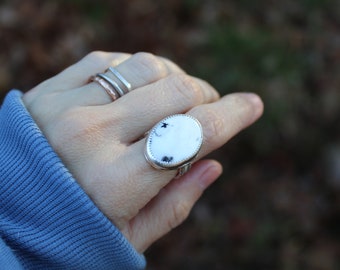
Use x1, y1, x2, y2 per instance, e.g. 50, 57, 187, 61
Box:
71, 52, 185, 106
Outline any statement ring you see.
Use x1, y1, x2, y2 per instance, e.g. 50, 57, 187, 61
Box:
144, 114, 203, 177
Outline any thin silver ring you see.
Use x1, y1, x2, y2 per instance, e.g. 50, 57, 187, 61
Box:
107, 67, 132, 93
97, 73, 126, 97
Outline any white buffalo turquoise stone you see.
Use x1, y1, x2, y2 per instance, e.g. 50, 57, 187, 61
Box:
145, 114, 203, 169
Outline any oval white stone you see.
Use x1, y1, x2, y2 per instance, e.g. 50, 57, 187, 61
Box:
145, 114, 203, 169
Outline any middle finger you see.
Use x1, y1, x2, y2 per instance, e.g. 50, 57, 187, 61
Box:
102, 73, 220, 143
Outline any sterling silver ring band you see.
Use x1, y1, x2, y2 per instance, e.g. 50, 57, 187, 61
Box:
89, 75, 119, 101
107, 67, 132, 93
97, 73, 126, 97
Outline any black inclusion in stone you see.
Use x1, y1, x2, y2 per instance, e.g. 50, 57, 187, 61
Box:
161, 122, 169, 128
162, 156, 173, 163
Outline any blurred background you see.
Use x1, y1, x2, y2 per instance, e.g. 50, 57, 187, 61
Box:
0, 0, 339, 269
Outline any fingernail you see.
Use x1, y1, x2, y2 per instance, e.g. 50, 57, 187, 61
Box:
241, 92, 264, 121
247, 93, 263, 112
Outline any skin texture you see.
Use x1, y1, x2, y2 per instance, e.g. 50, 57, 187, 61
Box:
22, 51, 264, 253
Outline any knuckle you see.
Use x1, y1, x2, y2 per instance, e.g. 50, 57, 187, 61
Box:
168, 201, 191, 230
84, 50, 106, 61
82, 51, 110, 69
133, 52, 167, 77
199, 109, 224, 146
171, 74, 204, 106
85, 51, 131, 70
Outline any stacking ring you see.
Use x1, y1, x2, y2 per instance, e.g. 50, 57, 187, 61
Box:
107, 67, 132, 93
144, 114, 203, 177
89, 67, 131, 101
89, 75, 119, 101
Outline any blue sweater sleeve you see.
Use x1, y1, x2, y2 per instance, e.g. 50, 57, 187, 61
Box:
0, 90, 146, 270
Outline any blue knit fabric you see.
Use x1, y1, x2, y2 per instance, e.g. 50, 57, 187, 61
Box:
0, 90, 146, 269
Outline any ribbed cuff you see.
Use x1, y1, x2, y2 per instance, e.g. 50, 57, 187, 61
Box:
0, 90, 146, 270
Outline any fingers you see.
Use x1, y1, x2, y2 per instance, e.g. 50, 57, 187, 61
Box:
88, 92, 262, 227
54, 52, 131, 88
127, 92, 262, 188
122, 159, 223, 253
24, 51, 186, 107
75, 52, 186, 105
24, 51, 190, 111
105, 73, 220, 142
114, 53, 184, 87
188, 92, 264, 159
32, 52, 131, 93
23, 52, 131, 106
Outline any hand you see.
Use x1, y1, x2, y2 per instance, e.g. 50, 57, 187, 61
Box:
23, 51, 263, 253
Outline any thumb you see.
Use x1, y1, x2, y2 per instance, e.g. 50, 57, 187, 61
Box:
123, 159, 223, 253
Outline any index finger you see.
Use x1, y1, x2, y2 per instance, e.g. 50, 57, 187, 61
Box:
188, 92, 264, 159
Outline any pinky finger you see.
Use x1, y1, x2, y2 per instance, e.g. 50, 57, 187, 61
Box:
123, 159, 223, 253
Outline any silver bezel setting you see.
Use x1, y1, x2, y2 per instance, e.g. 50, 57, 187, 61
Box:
144, 114, 203, 171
